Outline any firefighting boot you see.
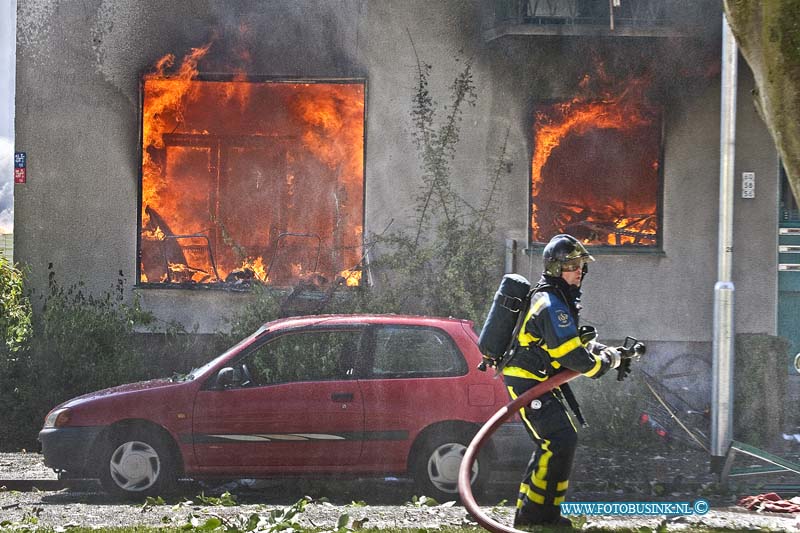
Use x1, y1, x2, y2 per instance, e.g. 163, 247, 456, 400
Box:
514, 505, 573, 531
514, 507, 573, 531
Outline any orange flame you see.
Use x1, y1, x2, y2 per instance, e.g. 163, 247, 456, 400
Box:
230, 256, 268, 283
531, 67, 659, 246
142, 44, 212, 216
140, 44, 364, 287
340, 269, 362, 287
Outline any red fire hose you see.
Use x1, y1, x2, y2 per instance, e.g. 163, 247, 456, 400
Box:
457, 369, 580, 533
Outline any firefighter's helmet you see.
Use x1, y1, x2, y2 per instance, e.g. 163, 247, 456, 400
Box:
543, 234, 595, 277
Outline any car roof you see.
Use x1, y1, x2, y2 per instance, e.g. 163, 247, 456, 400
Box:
261, 314, 473, 332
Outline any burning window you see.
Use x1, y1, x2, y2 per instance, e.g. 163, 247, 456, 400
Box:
139, 54, 364, 287
530, 75, 662, 248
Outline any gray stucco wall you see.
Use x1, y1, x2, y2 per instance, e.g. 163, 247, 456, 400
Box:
575, 66, 779, 344
14, 0, 778, 349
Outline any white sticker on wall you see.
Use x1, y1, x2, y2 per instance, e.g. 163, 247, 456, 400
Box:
742, 172, 755, 199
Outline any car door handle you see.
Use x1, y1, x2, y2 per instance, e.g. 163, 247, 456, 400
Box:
331, 392, 354, 402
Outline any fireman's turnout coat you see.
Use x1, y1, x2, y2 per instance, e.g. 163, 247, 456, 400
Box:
504, 281, 614, 381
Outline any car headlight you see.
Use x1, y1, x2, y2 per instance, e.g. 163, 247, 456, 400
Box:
43, 408, 71, 428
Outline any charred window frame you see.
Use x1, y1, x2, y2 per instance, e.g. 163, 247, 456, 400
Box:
527, 101, 665, 253
136, 75, 367, 288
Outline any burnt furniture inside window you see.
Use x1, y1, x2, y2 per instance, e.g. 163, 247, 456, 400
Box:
530, 99, 662, 248
139, 77, 365, 287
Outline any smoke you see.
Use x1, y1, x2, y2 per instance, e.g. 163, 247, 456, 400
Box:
0, 136, 13, 234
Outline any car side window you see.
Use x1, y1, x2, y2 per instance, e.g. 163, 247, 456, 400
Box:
241, 329, 362, 387
371, 326, 466, 377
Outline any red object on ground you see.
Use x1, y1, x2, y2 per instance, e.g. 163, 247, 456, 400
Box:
737, 492, 800, 513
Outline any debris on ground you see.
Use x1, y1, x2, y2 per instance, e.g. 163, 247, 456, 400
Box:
2, 450, 800, 531
737, 492, 800, 513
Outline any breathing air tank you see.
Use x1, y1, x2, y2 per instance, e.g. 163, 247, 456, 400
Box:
478, 274, 531, 359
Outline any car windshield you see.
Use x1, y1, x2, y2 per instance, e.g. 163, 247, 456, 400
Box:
172, 325, 270, 381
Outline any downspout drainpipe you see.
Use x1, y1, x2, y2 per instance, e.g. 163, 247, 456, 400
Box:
711, 12, 737, 470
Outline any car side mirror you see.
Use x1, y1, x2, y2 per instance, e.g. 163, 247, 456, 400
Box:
216, 367, 236, 389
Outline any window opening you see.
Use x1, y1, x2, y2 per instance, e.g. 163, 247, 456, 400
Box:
139, 77, 365, 287
530, 72, 663, 249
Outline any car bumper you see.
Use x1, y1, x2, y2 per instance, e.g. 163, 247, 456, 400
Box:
38, 426, 106, 476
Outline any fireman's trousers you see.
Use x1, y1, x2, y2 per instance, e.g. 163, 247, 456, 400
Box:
505, 380, 578, 525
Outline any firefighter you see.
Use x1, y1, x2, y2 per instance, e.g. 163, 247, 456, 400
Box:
503, 234, 623, 529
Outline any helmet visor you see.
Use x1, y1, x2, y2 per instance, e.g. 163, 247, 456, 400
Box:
560, 257, 589, 273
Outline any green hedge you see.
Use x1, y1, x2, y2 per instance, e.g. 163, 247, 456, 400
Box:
0, 267, 167, 450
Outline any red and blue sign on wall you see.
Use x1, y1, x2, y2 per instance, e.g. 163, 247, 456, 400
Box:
14, 152, 26, 184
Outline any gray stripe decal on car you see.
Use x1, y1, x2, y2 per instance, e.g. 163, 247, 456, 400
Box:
182, 431, 408, 444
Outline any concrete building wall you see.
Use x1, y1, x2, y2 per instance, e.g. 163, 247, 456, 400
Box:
576, 67, 779, 343
14, 0, 779, 352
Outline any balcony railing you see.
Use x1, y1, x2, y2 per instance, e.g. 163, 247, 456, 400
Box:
482, 0, 715, 40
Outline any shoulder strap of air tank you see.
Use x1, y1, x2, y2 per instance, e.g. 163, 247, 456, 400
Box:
531, 280, 570, 310
513, 282, 551, 349
527, 281, 571, 349
509, 287, 534, 346
532, 279, 558, 296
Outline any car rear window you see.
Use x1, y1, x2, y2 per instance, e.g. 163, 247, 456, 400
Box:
370, 326, 466, 378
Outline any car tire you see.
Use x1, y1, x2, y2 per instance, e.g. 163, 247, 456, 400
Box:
413, 429, 489, 502
98, 429, 177, 499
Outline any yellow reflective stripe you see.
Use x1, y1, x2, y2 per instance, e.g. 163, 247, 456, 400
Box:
518, 330, 541, 347
551, 360, 561, 369
548, 336, 582, 358
502, 366, 547, 381
533, 439, 552, 485
507, 387, 542, 440
518, 332, 534, 346
557, 480, 569, 492
517, 306, 537, 346
554, 495, 566, 505
583, 356, 603, 377
521, 484, 546, 504
518, 295, 547, 345
519, 480, 546, 495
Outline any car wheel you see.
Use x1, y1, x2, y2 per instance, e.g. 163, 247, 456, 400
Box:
99, 429, 176, 499
413, 430, 488, 502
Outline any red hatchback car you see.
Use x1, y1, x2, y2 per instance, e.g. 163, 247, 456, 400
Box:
39, 314, 530, 499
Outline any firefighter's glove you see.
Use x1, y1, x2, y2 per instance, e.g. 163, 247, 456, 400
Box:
579, 325, 598, 346
482, 355, 498, 368
587, 340, 606, 356
599, 346, 622, 369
